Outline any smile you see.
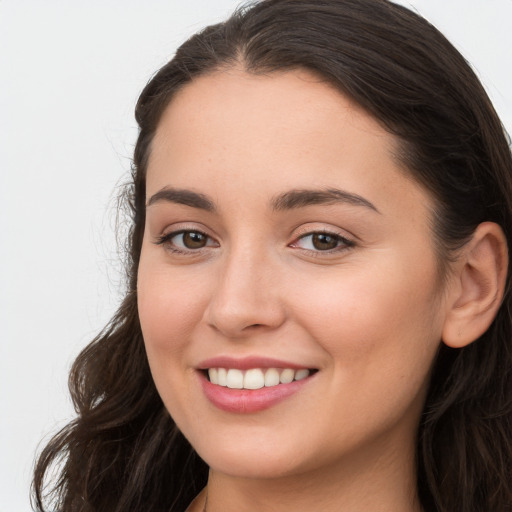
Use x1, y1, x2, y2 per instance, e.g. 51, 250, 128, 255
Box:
199, 359, 318, 413
207, 367, 311, 390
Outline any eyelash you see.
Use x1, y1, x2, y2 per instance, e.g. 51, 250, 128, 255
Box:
154, 229, 355, 256
154, 229, 215, 255
290, 230, 355, 254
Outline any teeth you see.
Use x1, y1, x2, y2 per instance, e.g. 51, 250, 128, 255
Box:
217, 368, 227, 386
295, 369, 310, 381
226, 369, 244, 389
279, 368, 295, 384
207, 367, 311, 389
208, 368, 218, 384
244, 369, 265, 389
264, 368, 280, 387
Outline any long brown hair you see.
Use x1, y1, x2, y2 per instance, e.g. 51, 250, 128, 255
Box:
33, 1, 512, 511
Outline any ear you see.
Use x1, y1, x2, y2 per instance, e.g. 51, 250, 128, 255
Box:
442, 222, 508, 349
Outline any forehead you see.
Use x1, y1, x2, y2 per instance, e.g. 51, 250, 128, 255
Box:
150, 68, 392, 162
146, 68, 431, 223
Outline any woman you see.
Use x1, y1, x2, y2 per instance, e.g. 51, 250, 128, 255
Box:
33, 1, 512, 511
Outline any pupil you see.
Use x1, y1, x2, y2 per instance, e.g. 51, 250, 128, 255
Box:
184, 232, 206, 248
312, 233, 338, 250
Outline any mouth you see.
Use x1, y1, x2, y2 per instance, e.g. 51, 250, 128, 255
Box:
204, 367, 316, 390
197, 356, 318, 413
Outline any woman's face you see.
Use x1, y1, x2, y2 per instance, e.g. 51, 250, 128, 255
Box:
138, 69, 452, 479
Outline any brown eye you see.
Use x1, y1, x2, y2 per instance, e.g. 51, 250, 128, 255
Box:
291, 231, 354, 253
182, 231, 208, 249
311, 233, 340, 250
155, 230, 216, 252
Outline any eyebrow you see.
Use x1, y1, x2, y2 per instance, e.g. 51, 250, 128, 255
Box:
271, 188, 380, 213
146, 186, 379, 214
146, 187, 216, 211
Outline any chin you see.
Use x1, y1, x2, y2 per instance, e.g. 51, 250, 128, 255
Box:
191, 432, 312, 480
205, 452, 301, 480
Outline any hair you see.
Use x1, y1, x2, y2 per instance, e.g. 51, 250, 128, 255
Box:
32, 1, 512, 511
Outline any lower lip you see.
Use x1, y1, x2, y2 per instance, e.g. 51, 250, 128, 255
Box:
199, 372, 314, 413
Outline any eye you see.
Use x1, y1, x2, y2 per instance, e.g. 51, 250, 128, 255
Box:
155, 229, 217, 252
175, 231, 209, 249
291, 231, 354, 252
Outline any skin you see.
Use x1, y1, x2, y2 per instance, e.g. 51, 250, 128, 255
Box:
137, 68, 458, 512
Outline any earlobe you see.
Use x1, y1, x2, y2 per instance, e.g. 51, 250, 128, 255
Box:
442, 222, 508, 349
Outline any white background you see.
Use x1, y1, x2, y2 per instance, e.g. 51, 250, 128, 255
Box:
1, 1, 511, 510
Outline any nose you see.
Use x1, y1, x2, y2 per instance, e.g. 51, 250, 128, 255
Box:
203, 247, 287, 338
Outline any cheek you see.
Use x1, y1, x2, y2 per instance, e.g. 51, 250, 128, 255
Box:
137, 258, 213, 423
137, 258, 209, 364
292, 262, 444, 393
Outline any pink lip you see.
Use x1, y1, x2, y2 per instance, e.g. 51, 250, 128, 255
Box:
200, 376, 312, 413
197, 357, 317, 413
197, 356, 311, 371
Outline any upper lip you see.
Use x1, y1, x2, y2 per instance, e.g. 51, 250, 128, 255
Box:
197, 356, 314, 371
